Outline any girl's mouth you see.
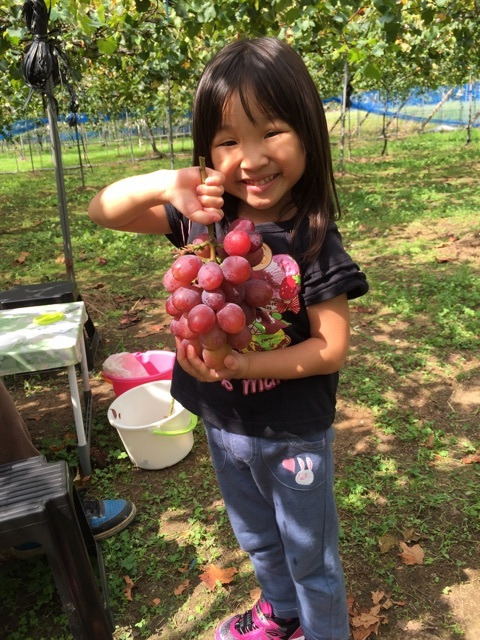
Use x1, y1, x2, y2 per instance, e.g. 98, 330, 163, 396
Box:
243, 174, 278, 187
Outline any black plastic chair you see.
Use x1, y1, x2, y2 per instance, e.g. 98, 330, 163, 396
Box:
0, 456, 114, 639
0, 282, 100, 369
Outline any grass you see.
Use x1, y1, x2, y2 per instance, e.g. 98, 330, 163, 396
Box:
0, 125, 479, 640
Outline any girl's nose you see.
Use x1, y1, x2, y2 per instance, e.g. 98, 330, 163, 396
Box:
240, 142, 268, 171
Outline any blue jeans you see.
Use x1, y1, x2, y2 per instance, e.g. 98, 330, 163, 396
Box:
204, 423, 349, 640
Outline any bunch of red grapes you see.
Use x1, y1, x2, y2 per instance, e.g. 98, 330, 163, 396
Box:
163, 219, 273, 369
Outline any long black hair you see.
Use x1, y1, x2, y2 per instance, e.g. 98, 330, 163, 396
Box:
193, 37, 341, 261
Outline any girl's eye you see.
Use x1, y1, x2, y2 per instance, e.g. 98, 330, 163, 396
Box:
265, 131, 281, 138
218, 140, 237, 147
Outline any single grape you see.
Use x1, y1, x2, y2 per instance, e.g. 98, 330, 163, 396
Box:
163, 269, 183, 293
229, 218, 255, 233
217, 303, 246, 334
221, 281, 245, 304
244, 279, 273, 307
172, 285, 202, 312
239, 301, 257, 326
171, 254, 203, 284
174, 314, 198, 340
247, 232, 263, 252
197, 261, 224, 290
202, 287, 226, 311
227, 325, 252, 350
170, 317, 182, 337
222, 255, 252, 284
223, 229, 252, 256
165, 296, 181, 317
187, 304, 216, 334
181, 337, 203, 357
199, 322, 227, 350
202, 344, 232, 369
244, 246, 264, 267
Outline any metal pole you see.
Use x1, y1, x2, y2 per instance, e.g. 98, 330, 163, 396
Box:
45, 76, 75, 282
165, 0, 175, 168
339, 60, 348, 173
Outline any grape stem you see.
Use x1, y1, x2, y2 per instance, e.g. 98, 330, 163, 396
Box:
199, 156, 218, 262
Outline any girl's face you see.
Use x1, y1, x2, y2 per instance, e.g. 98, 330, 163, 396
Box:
210, 92, 306, 223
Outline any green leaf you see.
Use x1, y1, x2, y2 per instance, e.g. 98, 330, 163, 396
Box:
363, 61, 382, 81
5, 28, 23, 45
348, 47, 366, 64
97, 37, 118, 55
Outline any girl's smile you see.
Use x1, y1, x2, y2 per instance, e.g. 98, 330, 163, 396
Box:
211, 92, 306, 222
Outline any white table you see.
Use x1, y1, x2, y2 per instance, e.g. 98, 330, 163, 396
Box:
0, 301, 92, 475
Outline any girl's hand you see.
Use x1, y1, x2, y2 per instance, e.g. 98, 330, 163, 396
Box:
167, 167, 225, 225
175, 338, 250, 382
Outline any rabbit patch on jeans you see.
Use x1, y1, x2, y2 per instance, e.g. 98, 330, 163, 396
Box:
282, 456, 315, 486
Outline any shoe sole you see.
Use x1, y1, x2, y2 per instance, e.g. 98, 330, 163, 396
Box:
92, 503, 137, 541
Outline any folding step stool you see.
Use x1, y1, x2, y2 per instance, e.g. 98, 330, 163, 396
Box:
0, 282, 100, 369
0, 456, 114, 639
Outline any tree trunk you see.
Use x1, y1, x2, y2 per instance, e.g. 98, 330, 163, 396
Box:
418, 86, 456, 132
352, 110, 370, 138
144, 115, 165, 158
339, 60, 349, 173
385, 94, 410, 131
381, 98, 388, 156
466, 78, 473, 145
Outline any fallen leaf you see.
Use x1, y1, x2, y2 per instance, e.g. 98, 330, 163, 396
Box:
399, 542, 424, 565
250, 587, 262, 602
382, 598, 393, 610
351, 611, 381, 628
151, 597, 162, 606
55, 255, 65, 263
352, 305, 375, 314
351, 612, 381, 640
118, 312, 140, 328
425, 433, 435, 449
378, 533, 398, 554
402, 528, 422, 543
98, 257, 108, 265
124, 575, 135, 601
371, 590, 385, 605
133, 324, 164, 338
173, 579, 190, 595
14, 251, 30, 264
462, 453, 480, 464
178, 564, 189, 574
199, 564, 238, 590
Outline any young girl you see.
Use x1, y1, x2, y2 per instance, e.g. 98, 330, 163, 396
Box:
89, 37, 368, 640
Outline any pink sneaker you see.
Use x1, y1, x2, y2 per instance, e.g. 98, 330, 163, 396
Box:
215, 595, 304, 639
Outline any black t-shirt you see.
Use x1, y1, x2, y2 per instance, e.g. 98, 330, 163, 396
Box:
165, 205, 369, 436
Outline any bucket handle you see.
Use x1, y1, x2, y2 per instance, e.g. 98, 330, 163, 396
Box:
151, 414, 197, 436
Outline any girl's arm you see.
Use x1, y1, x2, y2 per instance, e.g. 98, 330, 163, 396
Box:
88, 167, 224, 233
176, 293, 351, 381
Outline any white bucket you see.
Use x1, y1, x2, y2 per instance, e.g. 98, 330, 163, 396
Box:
107, 380, 197, 470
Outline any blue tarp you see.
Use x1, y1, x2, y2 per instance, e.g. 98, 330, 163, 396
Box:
2, 83, 478, 140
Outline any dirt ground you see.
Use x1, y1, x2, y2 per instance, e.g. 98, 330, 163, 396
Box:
2, 293, 479, 640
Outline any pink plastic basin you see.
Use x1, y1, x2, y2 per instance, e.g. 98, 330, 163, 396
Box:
104, 350, 176, 397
